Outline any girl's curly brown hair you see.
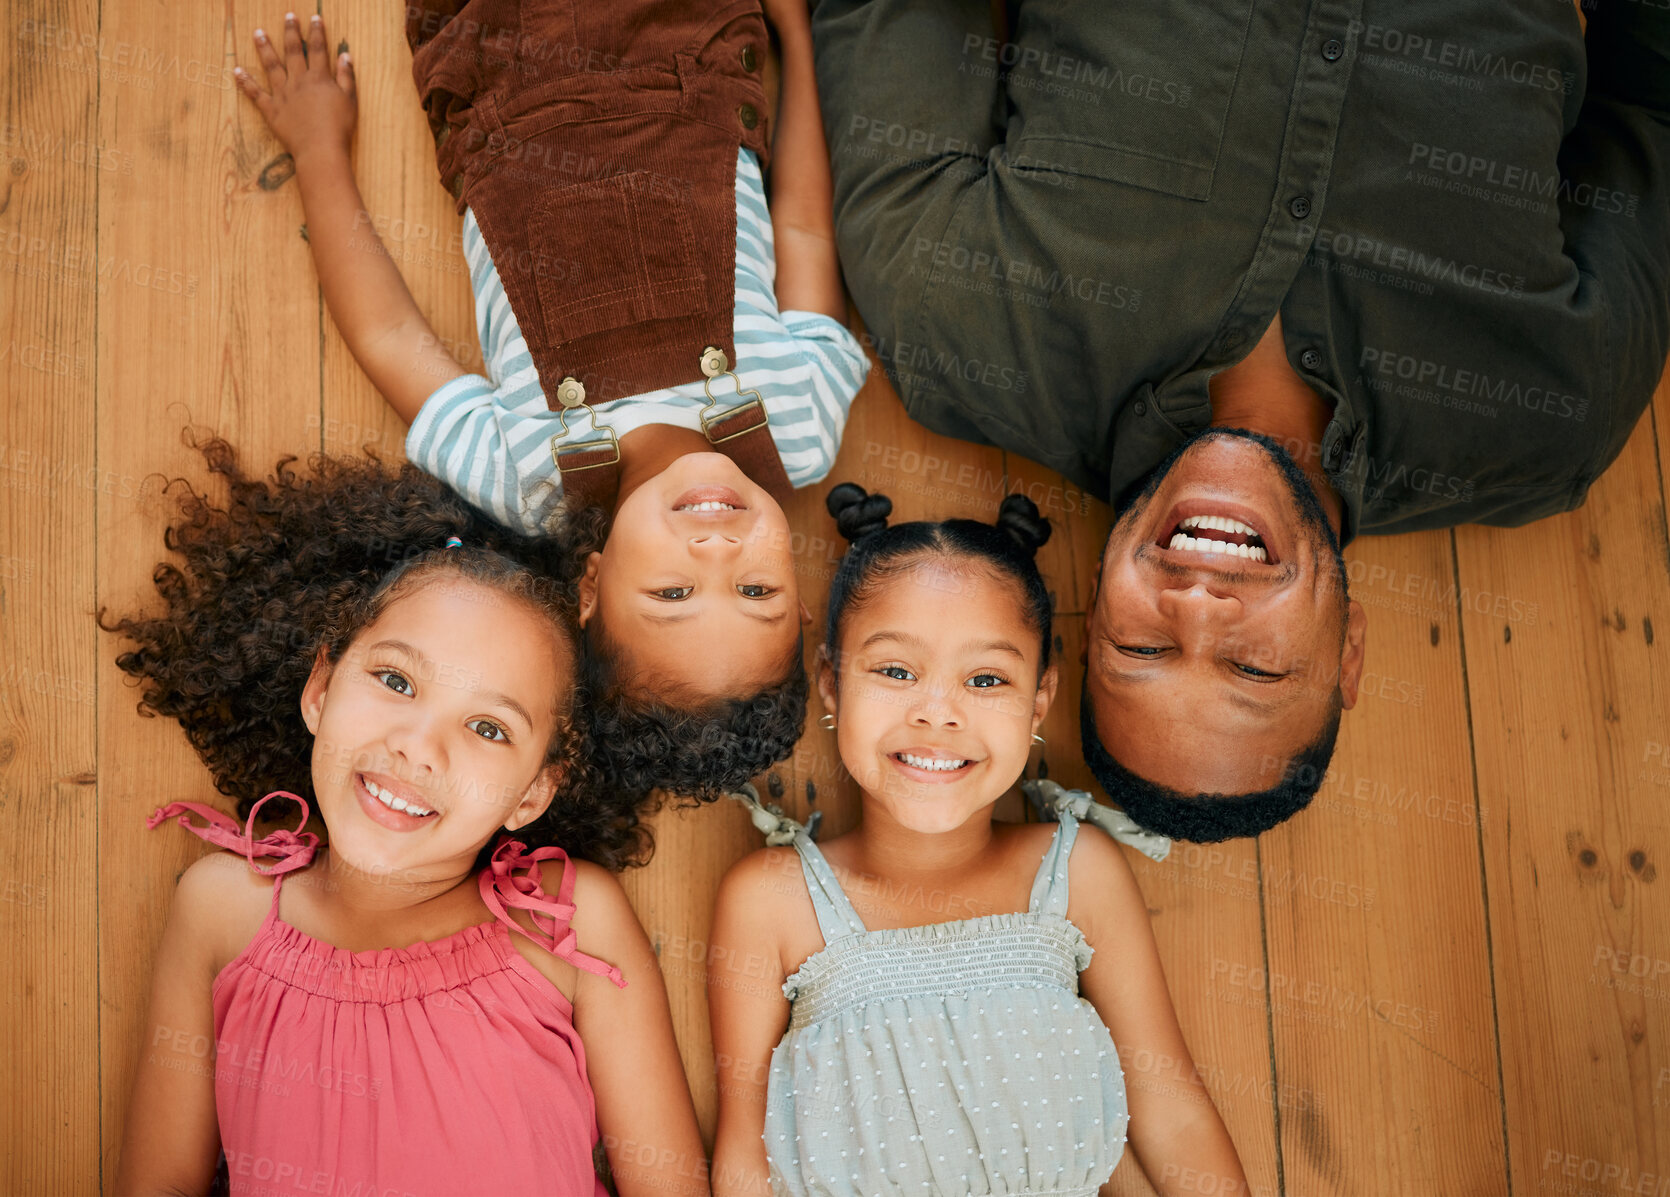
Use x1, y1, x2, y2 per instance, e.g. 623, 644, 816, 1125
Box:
101, 436, 651, 870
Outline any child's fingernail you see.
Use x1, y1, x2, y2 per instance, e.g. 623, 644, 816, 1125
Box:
311, 14, 320, 24
254, 28, 266, 40
285, 12, 296, 23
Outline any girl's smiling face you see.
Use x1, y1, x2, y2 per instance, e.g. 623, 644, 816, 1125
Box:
819, 556, 1058, 834
300, 577, 572, 881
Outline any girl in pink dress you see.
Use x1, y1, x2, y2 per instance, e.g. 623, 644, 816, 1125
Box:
107, 441, 705, 1197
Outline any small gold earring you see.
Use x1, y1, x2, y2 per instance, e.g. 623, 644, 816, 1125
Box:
819, 714, 837, 732
1031, 733, 1046, 747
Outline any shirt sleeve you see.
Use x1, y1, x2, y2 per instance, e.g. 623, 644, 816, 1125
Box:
404, 373, 563, 537
767, 310, 872, 487
1559, 1, 1670, 471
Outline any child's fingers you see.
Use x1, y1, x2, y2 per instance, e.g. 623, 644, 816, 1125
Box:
252, 28, 286, 88
282, 13, 307, 75
306, 14, 329, 74
231, 66, 269, 109
335, 52, 357, 104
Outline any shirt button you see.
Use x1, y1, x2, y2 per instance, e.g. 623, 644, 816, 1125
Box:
1220, 329, 1246, 352
1322, 38, 1344, 61
741, 44, 759, 72
738, 102, 759, 130
1133, 400, 1147, 416
1323, 439, 1343, 471
1288, 195, 1312, 219
1300, 348, 1324, 371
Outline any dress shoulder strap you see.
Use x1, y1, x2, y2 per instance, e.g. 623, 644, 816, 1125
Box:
1028, 806, 1081, 919
479, 838, 626, 988
146, 791, 319, 876
730, 789, 867, 944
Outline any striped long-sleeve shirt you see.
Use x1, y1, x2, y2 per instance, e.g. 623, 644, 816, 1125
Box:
405, 148, 870, 536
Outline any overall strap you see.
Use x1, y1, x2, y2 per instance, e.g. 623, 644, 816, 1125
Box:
1028, 808, 1081, 919
479, 838, 626, 988
146, 791, 319, 876
552, 352, 794, 513
729, 788, 867, 944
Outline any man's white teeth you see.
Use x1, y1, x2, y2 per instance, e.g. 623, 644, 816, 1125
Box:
677, 501, 738, 512
1180, 514, 1258, 537
364, 777, 434, 817
897, 753, 969, 772
1167, 532, 1269, 562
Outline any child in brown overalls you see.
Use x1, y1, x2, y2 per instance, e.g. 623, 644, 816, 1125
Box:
235, 2, 866, 806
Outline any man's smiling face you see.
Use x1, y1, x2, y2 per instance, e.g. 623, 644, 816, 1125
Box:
1084, 428, 1367, 797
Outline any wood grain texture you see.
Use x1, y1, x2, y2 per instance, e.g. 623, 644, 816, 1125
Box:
92, 0, 323, 1182
1455, 387, 1670, 1192
0, 1, 101, 1192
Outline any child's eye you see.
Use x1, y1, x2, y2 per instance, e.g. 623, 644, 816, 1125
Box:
874, 665, 915, 682
736, 584, 777, 598
967, 673, 1009, 689
374, 669, 413, 695
467, 718, 509, 743
651, 586, 693, 601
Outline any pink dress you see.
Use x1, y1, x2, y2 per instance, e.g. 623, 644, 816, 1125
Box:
148, 792, 623, 1197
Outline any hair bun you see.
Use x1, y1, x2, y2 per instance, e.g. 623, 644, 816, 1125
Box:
995, 494, 1052, 559
826, 482, 892, 543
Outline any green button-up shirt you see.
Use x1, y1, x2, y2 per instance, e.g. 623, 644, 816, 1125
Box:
817, 0, 1670, 541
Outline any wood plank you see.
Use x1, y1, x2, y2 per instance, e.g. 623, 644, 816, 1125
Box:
317, 3, 474, 466
0, 0, 101, 1191
1260, 530, 1506, 1194
94, 0, 324, 1180
1458, 384, 1670, 1189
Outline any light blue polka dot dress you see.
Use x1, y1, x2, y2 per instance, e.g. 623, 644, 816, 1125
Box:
761, 805, 1130, 1196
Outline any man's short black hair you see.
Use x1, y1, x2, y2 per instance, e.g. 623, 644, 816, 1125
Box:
1079, 692, 1343, 842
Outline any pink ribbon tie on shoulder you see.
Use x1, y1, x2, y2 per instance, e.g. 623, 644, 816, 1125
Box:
146, 791, 319, 876
480, 838, 626, 988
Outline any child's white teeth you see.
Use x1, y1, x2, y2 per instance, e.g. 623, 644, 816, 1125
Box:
364, 777, 434, 816
677, 501, 738, 512
898, 753, 969, 772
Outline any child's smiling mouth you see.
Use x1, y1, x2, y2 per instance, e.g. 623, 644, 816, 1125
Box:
356, 772, 438, 829
889, 750, 978, 783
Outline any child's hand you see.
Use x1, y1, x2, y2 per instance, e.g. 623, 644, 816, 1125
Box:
235, 12, 357, 166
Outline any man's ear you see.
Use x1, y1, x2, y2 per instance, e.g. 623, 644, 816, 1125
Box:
576, 551, 603, 628
299, 646, 333, 735
1032, 661, 1060, 733
1337, 599, 1369, 710
504, 767, 558, 832
815, 644, 839, 719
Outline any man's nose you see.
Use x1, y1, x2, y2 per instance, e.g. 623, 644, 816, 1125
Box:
1156, 582, 1242, 638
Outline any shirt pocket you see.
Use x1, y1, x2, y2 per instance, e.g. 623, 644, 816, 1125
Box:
529, 171, 709, 350
1004, 0, 1255, 201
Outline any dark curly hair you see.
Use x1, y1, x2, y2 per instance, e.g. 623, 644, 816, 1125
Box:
554, 504, 808, 803
823, 483, 1055, 676
100, 435, 651, 869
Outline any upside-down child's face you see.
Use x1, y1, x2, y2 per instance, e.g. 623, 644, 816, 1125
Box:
578, 452, 811, 697
818, 555, 1058, 835
300, 577, 573, 882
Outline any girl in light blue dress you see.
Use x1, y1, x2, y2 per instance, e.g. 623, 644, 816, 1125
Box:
709, 484, 1247, 1196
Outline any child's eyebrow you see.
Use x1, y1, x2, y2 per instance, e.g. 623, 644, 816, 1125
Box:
364, 638, 534, 728
857, 630, 1027, 658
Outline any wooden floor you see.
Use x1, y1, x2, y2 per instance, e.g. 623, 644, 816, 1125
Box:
4, 3, 1668, 1194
